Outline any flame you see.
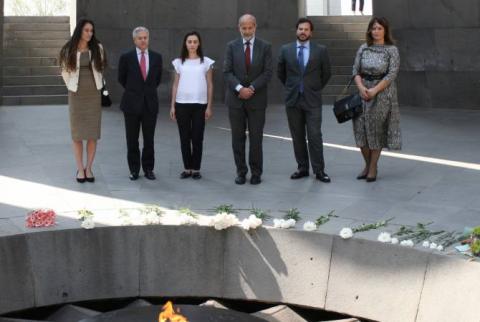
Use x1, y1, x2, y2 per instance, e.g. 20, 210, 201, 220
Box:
159, 301, 188, 322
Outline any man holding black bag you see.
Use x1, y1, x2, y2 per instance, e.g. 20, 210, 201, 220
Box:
277, 17, 332, 183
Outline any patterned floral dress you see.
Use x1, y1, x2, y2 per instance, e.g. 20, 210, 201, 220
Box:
352, 43, 401, 150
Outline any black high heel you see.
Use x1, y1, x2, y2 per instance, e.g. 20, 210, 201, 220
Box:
76, 170, 86, 183
85, 169, 95, 183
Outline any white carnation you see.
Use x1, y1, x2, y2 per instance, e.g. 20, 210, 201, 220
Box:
303, 221, 317, 231
377, 232, 392, 243
391, 237, 399, 244
211, 212, 239, 230
273, 218, 296, 229
437, 245, 444, 251
400, 239, 414, 247
429, 242, 438, 249
81, 218, 95, 229
339, 227, 353, 239
422, 241, 430, 248
241, 215, 263, 231
142, 211, 161, 225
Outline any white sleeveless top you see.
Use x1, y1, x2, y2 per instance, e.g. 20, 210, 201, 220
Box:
172, 57, 215, 104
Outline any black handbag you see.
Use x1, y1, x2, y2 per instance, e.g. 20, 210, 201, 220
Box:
333, 80, 363, 124
101, 79, 112, 107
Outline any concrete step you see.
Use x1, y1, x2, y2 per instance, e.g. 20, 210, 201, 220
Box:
4, 16, 69, 23
2, 95, 68, 105
3, 57, 59, 67
5, 30, 70, 41
318, 39, 364, 49
309, 15, 371, 24
3, 75, 64, 86
4, 39, 66, 48
332, 66, 354, 75
331, 74, 354, 85
4, 22, 70, 32
4, 47, 61, 57
314, 23, 368, 32
3, 66, 60, 77
2, 85, 67, 96
329, 48, 358, 57
330, 55, 357, 66
313, 31, 365, 40
323, 84, 357, 95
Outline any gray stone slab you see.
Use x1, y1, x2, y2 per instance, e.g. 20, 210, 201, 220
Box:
416, 254, 480, 322
253, 305, 307, 322
27, 228, 141, 307
325, 236, 429, 322
47, 304, 100, 322
124, 299, 152, 308
139, 226, 224, 298
0, 235, 35, 315
223, 228, 333, 308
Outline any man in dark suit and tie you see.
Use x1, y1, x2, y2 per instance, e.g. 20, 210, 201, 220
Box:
223, 14, 273, 185
277, 17, 332, 183
118, 26, 163, 180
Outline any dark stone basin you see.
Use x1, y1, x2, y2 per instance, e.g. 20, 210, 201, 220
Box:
80, 304, 267, 322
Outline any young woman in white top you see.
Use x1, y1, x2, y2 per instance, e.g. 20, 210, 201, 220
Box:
59, 19, 106, 183
170, 31, 214, 179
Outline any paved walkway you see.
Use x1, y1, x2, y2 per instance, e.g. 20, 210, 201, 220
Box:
0, 104, 479, 247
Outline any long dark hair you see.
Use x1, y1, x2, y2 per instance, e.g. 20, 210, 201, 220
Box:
366, 16, 395, 46
59, 18, 107, 72
180, 31, 204, 64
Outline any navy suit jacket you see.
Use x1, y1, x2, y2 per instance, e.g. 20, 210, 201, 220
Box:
118, 49, 163, 114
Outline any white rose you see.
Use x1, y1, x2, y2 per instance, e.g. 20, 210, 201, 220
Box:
422, 241, 430, 248
339, 228, 353, 239
429, 242, 438, 249
437, 245, 444, 251
400, 239, 414, 247
241, 219, 251, 230
247, 215, 262, 229
212, 212, 238, 230
303, 221, 317, 231
273, 219, 283, 228
286, 218, 296, 228
102, 90, 109, 96
391, 237, 399, 244
377, 232, 392, 243
81, 218, 95, 229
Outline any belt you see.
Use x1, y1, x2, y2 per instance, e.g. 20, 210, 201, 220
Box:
361, 73, 386, 81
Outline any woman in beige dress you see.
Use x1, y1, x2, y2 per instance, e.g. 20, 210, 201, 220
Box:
60, 19, 107, 183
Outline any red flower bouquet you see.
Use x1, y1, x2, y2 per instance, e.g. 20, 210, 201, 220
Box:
26, 209, 56, 228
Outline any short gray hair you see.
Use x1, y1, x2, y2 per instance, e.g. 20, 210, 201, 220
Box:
132, 26, 149, 39
238, 14, 256, 26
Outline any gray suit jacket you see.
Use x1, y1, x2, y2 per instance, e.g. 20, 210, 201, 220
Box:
223, 37, 273, 109
277, 42, 331, 108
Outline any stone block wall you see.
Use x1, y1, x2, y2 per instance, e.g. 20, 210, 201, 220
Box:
373, 0, 480, 109
76, 0, 300, 105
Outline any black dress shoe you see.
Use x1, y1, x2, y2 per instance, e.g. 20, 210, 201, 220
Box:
235, 175, 246, 185
290, 171, 309, 179
316, 171, 331, 183
76, 170, 86, 183
180, 171, 192, 179
356, 173, 368, 180
129, 172, 139, 181
366, 176, 377, 182
144, 170, 156, 180
250, 175, 261, 185
192, 172, 202, 180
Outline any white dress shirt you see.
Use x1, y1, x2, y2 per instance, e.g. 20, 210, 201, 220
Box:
296, 40, 310, 68
236, 36, 256, 92
136, 47, 150, 75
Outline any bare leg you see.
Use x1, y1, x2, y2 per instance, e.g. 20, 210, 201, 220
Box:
85, 139, 97, 177
357, 147, 370, 178
72, 140, 85, 178
368, 149, 382, 179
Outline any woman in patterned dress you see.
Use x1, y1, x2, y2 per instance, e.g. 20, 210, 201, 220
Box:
60, 19, 107, 183
352, 16, 401, 182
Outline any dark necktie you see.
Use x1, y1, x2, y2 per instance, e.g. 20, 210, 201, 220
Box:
245, 41, 251, 72
140, 51, 147, 81
298, 45, 305, 93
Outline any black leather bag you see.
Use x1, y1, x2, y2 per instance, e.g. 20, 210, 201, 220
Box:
333, 91, 363, 123
101, 79, 112, 107
333, 76, 363, 123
